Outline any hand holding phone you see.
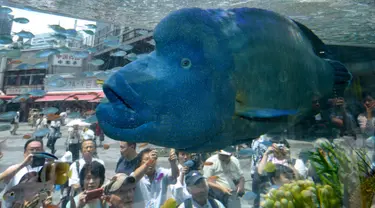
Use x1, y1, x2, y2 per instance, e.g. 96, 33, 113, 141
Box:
85, 188, 104, 201
31, 152, 58, 168
31, 155, 45, 168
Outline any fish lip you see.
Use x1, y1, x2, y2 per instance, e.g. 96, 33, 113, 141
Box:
97, 102, 154, 130
99, 81, 155, 130
103, 84, 136, 112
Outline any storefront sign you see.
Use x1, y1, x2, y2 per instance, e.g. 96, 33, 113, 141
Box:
5, 87, 43, 95
45, 78, 101, 92
52, 53, 83, 67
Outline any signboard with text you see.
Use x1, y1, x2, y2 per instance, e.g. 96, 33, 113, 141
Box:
5, 86, 43, 95
52, 53, 83, 67
45, 78, 101, 92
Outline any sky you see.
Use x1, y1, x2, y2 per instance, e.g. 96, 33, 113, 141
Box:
10, 7, 95, 35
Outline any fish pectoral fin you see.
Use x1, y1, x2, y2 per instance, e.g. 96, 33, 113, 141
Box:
235, 107, 298, 119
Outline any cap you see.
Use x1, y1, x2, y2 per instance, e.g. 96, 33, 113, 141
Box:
218, 150, 232, 156
103, 173, 136, 193
185, 170, 205, 186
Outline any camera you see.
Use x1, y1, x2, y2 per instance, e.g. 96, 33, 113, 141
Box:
275, 143, 285, 150
183, 153, 202, 172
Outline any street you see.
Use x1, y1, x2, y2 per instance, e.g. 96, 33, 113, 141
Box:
0, 122, 317, 207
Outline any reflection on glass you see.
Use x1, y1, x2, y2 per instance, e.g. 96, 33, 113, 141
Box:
0, 2, 373, 208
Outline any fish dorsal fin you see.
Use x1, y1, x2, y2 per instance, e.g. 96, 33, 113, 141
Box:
291, 19, 331, 58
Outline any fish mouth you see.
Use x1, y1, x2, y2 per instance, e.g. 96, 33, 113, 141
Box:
104, 85, 135, 112
97, 73, 154, 130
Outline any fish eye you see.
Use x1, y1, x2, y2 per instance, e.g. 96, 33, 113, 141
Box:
180, 58, 192, 69
10, 192, 14, 196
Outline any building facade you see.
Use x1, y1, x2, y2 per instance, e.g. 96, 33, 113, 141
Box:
92, 22, 155, 71
0, 46, 97, 121
0, 21, 155, 121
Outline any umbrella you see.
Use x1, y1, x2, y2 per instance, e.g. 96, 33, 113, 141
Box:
66, 119, 91, 127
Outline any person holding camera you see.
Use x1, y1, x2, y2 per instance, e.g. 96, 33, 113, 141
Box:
0, 139, 46, 207
0, 139, 44, 185
329, 97, 357, 138
66, 161, 109, 208
169, 151, 194, 205
66, 124, 81, 162
257, 138, 300, 178
358, 92, 375, 167
131, 148, 179, 208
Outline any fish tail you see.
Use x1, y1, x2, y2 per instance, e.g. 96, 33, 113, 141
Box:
325, 59, 353, 97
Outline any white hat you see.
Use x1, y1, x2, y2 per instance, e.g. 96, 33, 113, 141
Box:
218, 150, 232, 156
83, 129, 95, 140
60, 151, 73, 163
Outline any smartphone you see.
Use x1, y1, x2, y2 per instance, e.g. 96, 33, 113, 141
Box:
85, 188, 104, 201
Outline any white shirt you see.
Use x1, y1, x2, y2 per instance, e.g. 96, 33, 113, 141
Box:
169, 164, 192, 204
36, 117, 47, 130
67, 127, 80, 144
13, 114, 19, 123
68, 158, 105, 186
60, 112, 67, 118
203, 154, 244, 190
132, 167, 177, 208
294, 159, 308, 179
50, 120, 61, 128
178, 198, 225, 208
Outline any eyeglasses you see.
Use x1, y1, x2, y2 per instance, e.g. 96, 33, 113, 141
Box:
26, 147, 42, 152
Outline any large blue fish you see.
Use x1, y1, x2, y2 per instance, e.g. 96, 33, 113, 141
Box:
96, 8, 352, 152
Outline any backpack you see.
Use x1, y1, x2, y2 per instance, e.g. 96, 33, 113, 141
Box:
184, 198, 219, 208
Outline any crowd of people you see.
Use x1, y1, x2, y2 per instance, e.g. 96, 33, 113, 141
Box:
10, 107, 105, 160
0, 91, 374, 208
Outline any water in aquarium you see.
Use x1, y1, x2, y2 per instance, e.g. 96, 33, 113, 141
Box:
0, 0, 374, 207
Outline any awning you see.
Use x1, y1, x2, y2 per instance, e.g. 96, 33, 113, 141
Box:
34, 95, 70, 102
64, 94, 98, 101
34, 91, 105, 102
0, 95, 15, 100
88, 92, 105, 102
